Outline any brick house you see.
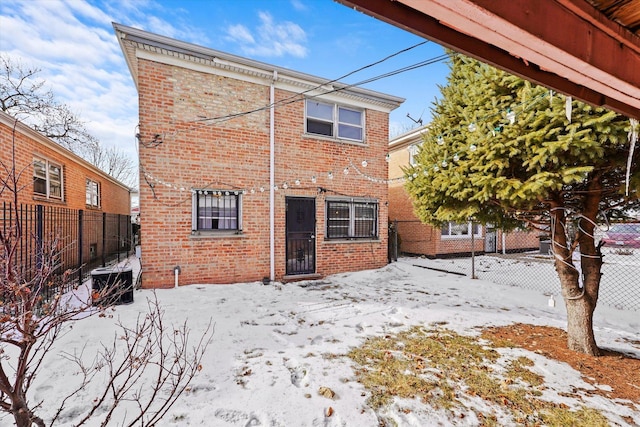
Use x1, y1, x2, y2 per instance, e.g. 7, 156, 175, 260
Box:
0, 110, 132, 274
0, 110, 131, 212
388, 125, 538, 257
114, 23, 404, 288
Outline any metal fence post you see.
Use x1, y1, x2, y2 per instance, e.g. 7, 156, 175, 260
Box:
127, 215, 132, 255
471, 221, 477, 279
102, 212, 107, 267
117, 214, 121, 263
35, 204, 43, 271
78, 209, 83, 287
393, 219, 398, 262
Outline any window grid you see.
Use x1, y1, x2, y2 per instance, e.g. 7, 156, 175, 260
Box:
86, 179, 100, 207
34, 158, 63, 200
193, 191, 241, 231
408, 144, 419, 166
306, 99, 364, 142
441, 221, 482, 238
326, 200, 378, 239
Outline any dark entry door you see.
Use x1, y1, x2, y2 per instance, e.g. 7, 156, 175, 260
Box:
286, 197, 316, 275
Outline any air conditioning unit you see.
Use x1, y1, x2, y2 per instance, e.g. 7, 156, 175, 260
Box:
91, 266, 134, 306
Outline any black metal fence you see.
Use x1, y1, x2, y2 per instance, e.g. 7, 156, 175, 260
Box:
1, 202, 132, 300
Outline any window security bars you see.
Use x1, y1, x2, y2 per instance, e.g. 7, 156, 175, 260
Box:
193, 191, 241, 231
326, 200, 378, 239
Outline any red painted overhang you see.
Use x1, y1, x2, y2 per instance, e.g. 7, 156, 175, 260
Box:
337, 0, 640, 119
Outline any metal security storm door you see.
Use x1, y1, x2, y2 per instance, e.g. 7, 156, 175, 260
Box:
286, 197, 316, 275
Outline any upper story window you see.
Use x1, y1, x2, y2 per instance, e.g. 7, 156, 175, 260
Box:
441, 221, 482, 238
86, 179, 100, 208
408, 144, 419, 166
326, 198, 378, 239
305, 99, 364, 142
34, 158, 63, 200
192, 190, 242, 232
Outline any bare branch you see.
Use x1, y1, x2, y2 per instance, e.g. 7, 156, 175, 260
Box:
2, 124, 209, 426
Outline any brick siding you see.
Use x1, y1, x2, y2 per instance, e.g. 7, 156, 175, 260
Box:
0, 112, 130, 214
137, 58, 391, 288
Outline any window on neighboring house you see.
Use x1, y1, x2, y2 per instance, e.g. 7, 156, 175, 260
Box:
192, 190, 242, 232
326, 199, 378, 239
86, 179, 100, 207
305, 99, 364, 142
408, 144, 419, 166
441, 221, 482, 238
33, 158, 63, 200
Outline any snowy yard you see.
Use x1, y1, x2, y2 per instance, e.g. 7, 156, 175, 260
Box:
17, 256, 640, 426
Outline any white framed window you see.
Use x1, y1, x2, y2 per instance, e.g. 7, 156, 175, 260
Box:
192, 190, 242, 232
408, 144, 419, 166
326, 198, 378, 239
86, 179, 100, 207
305, 99, 364, 142
441, 221, 482, 238
33, 158, 63, 200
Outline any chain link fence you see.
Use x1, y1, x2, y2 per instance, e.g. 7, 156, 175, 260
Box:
399, 228, 639, 311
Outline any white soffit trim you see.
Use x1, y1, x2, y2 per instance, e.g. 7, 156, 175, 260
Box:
135, 49, 397, 113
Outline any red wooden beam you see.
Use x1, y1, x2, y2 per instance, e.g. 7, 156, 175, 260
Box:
337, 0, 640, 119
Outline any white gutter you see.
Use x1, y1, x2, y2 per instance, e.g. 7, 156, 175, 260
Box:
269, 70, 277, 281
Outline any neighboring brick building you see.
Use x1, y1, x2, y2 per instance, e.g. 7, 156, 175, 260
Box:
388, 125, 538, 257
0, 110, 131, 212
114, 24, 404, 288
0, 110, 132, 273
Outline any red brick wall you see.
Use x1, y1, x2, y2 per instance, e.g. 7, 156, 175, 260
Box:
0, 114, 130, 214
137, 59, 390, 288
497, 229, 539, 252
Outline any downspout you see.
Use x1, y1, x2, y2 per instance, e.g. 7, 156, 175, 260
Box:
269, 70, 277, 281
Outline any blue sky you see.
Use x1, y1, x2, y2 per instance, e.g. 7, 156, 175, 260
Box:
0, 0, 449, 177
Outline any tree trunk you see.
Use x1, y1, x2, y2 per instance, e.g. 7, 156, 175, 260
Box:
12, 395, 44, 427
564, 289, 599, 355
550, 200, 601, 356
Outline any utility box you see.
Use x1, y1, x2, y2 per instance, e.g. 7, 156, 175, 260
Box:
91, 266, 134, 306
539, 240, 552, 255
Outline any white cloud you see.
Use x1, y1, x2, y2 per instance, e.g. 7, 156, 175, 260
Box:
227, 24, 256, 45
290, 0, 307, 11
0, 0, 141, 180
225, 11, 307, 58
0, 0, 308, 189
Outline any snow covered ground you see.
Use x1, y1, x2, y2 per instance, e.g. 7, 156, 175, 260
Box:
19, 255, 640, 426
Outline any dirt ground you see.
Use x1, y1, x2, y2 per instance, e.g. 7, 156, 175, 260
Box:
482, 323, 640, 404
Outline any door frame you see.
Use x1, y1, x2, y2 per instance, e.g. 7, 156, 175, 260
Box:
285, 196, 316, 275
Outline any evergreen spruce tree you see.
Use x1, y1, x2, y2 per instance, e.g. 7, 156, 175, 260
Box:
405, 54, 639, 356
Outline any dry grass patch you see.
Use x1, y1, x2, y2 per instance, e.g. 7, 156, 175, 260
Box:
481, 323, 640, 403
348, 325, 612, 426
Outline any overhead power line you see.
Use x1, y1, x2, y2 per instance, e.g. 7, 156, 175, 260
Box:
190, 43, 448, 125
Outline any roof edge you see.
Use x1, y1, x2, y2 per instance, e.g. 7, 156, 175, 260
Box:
0, 111, 132, 192
112, 22, 405, 110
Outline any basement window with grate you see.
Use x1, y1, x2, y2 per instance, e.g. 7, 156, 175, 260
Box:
192, 190, 242, 233
326, 198, 378, 240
